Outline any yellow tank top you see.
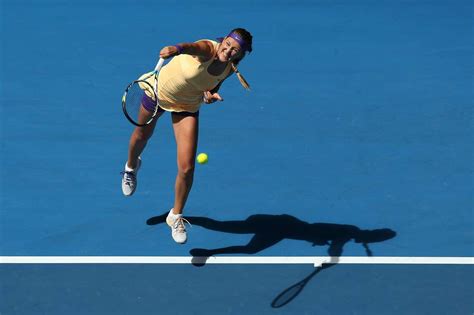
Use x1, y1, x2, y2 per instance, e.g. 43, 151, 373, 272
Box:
139, 40, 231, 113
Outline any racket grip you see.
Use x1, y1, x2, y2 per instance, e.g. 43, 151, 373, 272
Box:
154, 58, 165, 71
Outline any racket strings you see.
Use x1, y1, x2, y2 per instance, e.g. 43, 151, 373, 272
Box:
123, 80, 156, 126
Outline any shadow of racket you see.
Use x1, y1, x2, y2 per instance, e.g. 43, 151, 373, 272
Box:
271, 265, 328, 308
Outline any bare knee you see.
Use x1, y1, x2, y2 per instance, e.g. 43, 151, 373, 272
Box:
177, 163, 195, 180
132, 127, 154, 142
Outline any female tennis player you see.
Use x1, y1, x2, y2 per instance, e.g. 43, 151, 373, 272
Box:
121, 28, 253, 244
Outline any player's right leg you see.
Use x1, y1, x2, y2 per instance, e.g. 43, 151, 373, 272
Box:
121, 105, 163, 196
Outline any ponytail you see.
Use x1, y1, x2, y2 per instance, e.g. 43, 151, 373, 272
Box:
231, 63, 250, 90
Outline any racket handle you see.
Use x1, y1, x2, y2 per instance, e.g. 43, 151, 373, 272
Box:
154, 58, 165, 71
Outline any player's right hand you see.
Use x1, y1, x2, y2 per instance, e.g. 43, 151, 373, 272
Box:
159, 46, 180, 59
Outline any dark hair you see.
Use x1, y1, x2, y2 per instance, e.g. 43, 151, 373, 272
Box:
231, 28, 253, 55
229, 28, 253, 65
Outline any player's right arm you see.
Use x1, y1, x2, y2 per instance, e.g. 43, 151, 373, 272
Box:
159, 41, 214, 62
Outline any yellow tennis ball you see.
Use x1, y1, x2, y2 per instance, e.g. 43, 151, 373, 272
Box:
196, 153, 208, 164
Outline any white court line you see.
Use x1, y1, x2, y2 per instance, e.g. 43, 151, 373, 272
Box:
0, 256, 473, 267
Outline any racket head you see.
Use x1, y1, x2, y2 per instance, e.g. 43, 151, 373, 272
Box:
271, 268, 321, 308
271, 281, 306, 308
122, 79, 159, 127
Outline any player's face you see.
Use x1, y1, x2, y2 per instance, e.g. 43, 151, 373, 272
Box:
217, 37, 244, 62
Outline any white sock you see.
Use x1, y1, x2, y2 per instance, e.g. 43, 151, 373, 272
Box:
125, 163, 135, 173
169, 209, 182, 219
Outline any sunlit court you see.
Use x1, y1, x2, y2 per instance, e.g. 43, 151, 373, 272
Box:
1, 0, 473, 314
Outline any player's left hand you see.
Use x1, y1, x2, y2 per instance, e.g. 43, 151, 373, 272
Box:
203, 91, 224, 104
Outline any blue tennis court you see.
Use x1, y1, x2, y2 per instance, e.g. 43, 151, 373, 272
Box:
1, 0, 473, 314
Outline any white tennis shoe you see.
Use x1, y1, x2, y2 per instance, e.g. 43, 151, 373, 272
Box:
166, 209, 191, 244
121, 157, 141, 196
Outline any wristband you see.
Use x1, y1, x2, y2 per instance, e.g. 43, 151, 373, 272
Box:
174, 44, 184, 55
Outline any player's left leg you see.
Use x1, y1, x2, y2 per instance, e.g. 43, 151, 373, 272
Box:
166, 111, 199, 244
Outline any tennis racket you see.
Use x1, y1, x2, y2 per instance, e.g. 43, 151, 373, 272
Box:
122, 58, 165, 126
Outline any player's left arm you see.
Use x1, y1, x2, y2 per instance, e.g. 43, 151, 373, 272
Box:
204, 71, 234, 104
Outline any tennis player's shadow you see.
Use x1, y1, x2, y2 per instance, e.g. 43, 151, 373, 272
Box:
146, 213, 396, 263
146, 212, 396, 308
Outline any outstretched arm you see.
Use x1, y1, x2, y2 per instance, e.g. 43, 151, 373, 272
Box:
159, 40, 214, 61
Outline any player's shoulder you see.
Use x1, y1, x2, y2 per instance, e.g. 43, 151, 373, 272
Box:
194, 39, 219, 51
195, 39, 218, 45
193, 39, 219, 62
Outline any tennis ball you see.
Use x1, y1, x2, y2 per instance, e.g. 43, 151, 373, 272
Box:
196, 153, 208, 164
